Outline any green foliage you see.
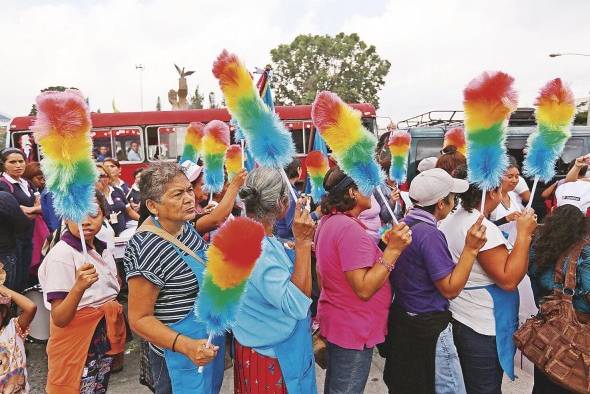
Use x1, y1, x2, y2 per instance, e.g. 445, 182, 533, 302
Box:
156, 96, 162, 111
190, 87, 204, 109
270, 33, 391, 109
575, 110, 588, 125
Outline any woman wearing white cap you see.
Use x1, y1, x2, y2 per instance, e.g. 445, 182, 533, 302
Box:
439, 166, 537, 394
180, 160, 247, 235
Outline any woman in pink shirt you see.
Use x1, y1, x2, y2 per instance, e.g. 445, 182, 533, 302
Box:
315, 166, 412, 393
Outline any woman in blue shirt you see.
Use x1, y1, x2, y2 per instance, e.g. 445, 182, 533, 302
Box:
232, 167, 317, 394
529, 204, 590, 394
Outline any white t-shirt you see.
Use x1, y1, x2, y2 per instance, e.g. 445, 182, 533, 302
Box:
555, 180, 590, 214
512, 176, 529, 206
489, 192, 523, 248
439, 206, 508, 335
38, 240, 120, 310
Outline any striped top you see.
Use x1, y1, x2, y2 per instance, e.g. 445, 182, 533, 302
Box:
123, 222, 207, 355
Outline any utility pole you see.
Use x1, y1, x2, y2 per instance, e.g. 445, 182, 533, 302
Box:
135, 64, 145, 111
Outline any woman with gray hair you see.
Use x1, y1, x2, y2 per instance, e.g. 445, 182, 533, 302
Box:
124, 161, 223, 394
232, 167, 317, 394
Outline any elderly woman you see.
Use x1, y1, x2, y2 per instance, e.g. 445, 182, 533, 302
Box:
315, 166, 412, 393
124, 162, 222, 394
231, 167, 316, 393
38, 192, 126, 393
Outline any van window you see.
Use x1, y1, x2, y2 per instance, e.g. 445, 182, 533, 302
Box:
415, 138, 443, 161
146, 126, 185, 161
91, 129, 113, 161
11, 131, 39, 162
112, 128, 143, 162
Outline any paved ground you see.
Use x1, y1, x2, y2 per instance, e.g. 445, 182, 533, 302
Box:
27, 338, 533, 393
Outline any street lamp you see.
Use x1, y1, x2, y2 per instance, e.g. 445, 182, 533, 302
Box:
135, 64, 145, 111
549, 52, 590, 125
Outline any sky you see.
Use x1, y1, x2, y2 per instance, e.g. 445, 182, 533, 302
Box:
1, 0, 589, 123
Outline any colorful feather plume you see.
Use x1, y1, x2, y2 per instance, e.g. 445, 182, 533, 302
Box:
311, 91, 384, 195
388, 131, 411, 184
226, 144, 243, 181
181, 122, 205, 163
212, 50, 295, 168
523, 78, 575, 182
197, 217, 265, 335
305, 151, 329, 202
32, 90, 97, 223
444, 127, 467, 156
202, 120, 230, 194
464, 71, 518, 189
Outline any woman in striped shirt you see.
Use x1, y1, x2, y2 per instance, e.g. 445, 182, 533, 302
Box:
125, 162, 222, 394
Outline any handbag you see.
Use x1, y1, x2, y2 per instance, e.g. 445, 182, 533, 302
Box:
513, 237, 590, 393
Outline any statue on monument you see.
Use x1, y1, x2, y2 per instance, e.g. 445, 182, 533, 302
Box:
168, 64, 194, 110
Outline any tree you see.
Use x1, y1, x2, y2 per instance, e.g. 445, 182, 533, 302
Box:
575, 100, 588, 125
156, 96, 162, 111
270, 33, 391, 108
190, 86, 204, 109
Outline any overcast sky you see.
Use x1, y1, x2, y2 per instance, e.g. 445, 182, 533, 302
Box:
1, 0, 589, 122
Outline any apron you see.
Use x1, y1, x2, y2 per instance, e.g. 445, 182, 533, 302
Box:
151, 220, 226, 394
464, 284, 519, 380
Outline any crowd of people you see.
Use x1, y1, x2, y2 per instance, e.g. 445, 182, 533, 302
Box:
0, 130, 589, 394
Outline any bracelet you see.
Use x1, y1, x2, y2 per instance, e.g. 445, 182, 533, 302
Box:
378, 257, 395, 272
172, 333, 181, 352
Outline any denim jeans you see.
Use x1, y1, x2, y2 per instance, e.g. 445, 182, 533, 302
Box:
148, 348, 172, 394
452, 320, 502, 394
0, 253, 17, 291
324, 341, 373, 394
435, 324, 466, 394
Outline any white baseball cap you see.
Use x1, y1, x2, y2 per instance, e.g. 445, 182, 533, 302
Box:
417, 157, 438, 173
410, 168, 469, 206
555, 180, 590, 214
180, 160, 203, 183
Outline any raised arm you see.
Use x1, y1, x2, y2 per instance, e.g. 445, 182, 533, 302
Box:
0, 285, 37, 331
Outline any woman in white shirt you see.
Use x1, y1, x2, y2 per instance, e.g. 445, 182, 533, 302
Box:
439, 166, 537, 394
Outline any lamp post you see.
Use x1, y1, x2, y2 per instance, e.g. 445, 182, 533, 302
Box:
549, 53, 590, 125
135, 64, 144, 111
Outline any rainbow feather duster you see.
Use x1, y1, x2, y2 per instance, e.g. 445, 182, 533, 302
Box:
311, 91, 384, 195
305, 151, 329, 202
444, 127, 467, 156
202, 120, 230, 193
212, 50, 295, 168
464, 71, 518, 189
388, 131, 411, 184
523, 78, 575, 182
226, 144, 242, 181
181, 122, 205, 163
197, 216, 265, 335
31, 90, 97, 222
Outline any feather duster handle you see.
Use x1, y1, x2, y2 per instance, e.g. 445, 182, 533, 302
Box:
212, 50, 295, 169
226, 145, 243, 181
202, 120, 230, 194
181, 122, 205, 163
523, 78, 575, 209
305, 151, 329, 202
32, 90, 97, 224
388, 130, 411, 185
444, 127, 466, 156
196, 217, 265, 372
311, 91, 385, 196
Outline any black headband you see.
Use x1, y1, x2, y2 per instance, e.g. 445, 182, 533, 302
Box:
327, 175, 355, 194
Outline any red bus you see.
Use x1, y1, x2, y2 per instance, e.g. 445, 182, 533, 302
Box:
8, 104, 377, 184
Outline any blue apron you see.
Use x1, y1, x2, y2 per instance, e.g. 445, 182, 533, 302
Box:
253, 242, 317, 394
154, 221, 226, 393
465, 284, 519, 380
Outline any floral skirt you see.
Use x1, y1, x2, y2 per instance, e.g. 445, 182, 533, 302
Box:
79, 319, 113, 394
234, 339, 287, 394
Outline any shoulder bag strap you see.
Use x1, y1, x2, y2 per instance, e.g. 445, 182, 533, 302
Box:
553, 237, 590, 294
137, 218, 204, 265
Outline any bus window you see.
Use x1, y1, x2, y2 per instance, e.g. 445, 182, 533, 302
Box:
111, 127, 143, 162
11, 131, 39, 162
146, 125, 185, 161
557, 137, 585, 175
92, 129, 113, 162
